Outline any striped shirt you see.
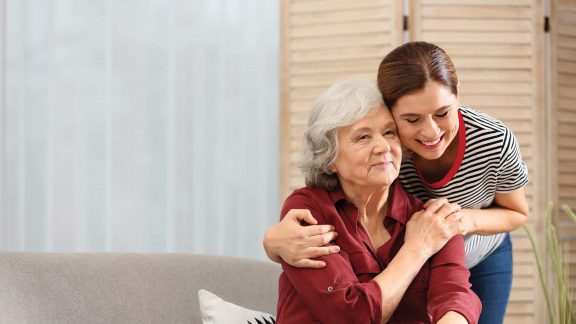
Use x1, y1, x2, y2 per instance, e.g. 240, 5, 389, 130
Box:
398, 106, 528, 268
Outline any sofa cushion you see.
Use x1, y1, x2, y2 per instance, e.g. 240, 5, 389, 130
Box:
198, 289, 275, 324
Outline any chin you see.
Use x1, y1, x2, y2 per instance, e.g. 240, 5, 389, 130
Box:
421, 151, 443, 161
374, 176, 396, 188
410, 147, 446, 161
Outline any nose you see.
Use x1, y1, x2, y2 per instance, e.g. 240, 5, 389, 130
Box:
374, 134, 391, 154
420, 117, 440, 139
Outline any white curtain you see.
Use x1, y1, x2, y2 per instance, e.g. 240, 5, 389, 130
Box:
0, 0, 279, 259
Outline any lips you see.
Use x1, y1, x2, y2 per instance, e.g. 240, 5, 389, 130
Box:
372, 160, 394, 169
417, 133, 444, 149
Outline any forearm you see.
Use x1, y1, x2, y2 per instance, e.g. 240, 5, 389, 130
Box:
373, 243, 430, 323
263, 227, 282, 263
466, 207, 527, 235
437, 311, 469, 324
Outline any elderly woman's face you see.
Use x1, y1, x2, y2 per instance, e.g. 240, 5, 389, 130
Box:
330, 107, 401, 190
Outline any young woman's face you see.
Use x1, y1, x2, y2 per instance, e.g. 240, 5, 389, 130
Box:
391, 81, 459, 161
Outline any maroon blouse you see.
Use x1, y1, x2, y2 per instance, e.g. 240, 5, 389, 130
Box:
276, 183, 481, 324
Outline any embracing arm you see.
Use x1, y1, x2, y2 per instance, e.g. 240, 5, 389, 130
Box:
455, 187, 529, 236
263, 209, 339, 267
263, 197, 468, 269
455, 126, 530, 236
445, 124, 529, 236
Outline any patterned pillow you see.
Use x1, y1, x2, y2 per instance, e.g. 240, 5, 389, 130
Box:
198, 289, 276, 324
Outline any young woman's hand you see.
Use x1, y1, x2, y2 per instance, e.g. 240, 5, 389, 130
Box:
263, 209, 340, 268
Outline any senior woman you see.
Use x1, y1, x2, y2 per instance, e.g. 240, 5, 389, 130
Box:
276, 79, 481, 324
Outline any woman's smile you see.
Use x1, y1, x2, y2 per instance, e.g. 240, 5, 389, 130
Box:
371, 159, 395, 170
416, 133, 445, 149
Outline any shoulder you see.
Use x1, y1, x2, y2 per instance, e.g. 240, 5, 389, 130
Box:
281, 187, 333, 221
291, 186, 332, 200
460, 105, 512, 141
460, 106, 506, 130
404, 189, 423, 212
392, 183, 424, 220
284, 187, 327, 207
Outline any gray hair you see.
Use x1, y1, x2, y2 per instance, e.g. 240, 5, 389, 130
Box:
300, 79, 385, 191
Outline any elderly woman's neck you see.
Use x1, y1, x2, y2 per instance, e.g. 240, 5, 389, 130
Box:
342, 185, 391, 221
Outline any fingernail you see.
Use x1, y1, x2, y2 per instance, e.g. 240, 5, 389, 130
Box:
332, 246, 340, 252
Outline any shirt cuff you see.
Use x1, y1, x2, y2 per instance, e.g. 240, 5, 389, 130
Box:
365, 279, 383, 323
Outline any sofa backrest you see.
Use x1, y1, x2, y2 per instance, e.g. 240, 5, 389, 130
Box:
0, 252, 281, 323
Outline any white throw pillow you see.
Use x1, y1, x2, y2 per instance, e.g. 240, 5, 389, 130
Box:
198, 289, 276, 324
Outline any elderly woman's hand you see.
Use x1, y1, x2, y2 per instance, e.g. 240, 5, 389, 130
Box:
404, 198, 462, 258
263, 209, 341, 268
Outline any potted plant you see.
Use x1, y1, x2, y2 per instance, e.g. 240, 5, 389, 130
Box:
524, 204, 576, 324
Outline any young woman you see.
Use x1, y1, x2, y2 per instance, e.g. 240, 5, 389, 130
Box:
264, 42, 529, 324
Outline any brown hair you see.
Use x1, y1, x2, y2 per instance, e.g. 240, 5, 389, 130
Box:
377, 41, 458, 109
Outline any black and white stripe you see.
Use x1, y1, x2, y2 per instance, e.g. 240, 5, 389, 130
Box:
399, 106, 528, 268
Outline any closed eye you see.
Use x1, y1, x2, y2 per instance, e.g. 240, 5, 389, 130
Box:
436, 111, 449, 118
384, 129, 396, 138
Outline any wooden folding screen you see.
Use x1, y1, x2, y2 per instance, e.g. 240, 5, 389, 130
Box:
554, 0, 576, 209
551, 0, 576, 312
280, 0, 403, 199
554, 0, 576, 212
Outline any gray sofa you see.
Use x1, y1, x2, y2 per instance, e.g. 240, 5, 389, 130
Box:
0, 252, 281, 323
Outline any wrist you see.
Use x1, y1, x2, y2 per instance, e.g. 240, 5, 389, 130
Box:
466, 210, 480, 234
401, 241, 432, 262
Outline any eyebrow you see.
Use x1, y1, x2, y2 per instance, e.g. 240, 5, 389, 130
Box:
383, 121, 397, 129
352, 122, 397, 134
399, 104, 452, 117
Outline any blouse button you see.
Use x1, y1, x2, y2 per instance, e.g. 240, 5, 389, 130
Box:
327, 286, 334, 292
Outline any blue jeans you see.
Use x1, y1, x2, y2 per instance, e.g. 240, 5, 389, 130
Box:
469, 233, 513, 324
